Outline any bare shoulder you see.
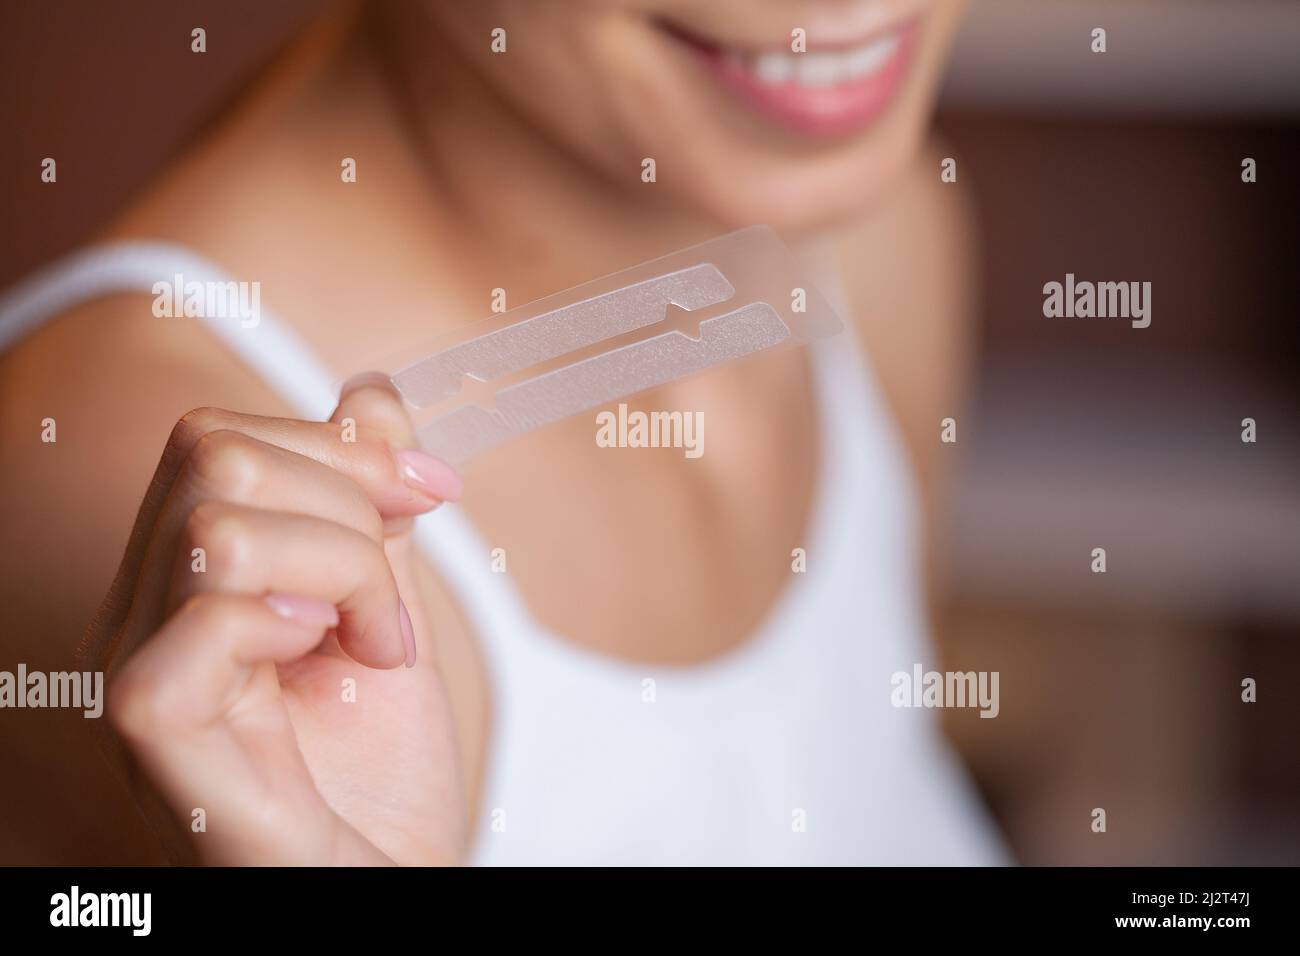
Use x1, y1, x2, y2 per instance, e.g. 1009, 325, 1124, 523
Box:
0, 295, 288, 658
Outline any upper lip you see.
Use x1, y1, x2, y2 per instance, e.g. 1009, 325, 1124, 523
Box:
655, 4, 921, 55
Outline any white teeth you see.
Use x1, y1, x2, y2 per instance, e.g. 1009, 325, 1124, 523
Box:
739, 32, 900, 87
800, 53, 840, 86
753, 51, 793, 84
844, 34, 899, 77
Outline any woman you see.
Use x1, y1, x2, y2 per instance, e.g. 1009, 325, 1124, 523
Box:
0, 0, 1001, 864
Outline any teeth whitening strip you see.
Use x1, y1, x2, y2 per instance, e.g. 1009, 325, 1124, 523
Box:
388, 225, 842, 464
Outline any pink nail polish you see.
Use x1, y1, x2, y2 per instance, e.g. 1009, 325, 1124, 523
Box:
394, 448, 464, 502
265, 593, 340, 628
398, 600, 417, 668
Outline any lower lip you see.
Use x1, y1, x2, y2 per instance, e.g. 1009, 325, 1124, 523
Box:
668, 24, 918, 138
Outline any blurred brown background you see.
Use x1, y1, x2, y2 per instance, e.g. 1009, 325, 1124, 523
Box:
2, 0, 1297, 864
934, 0, 1300, 865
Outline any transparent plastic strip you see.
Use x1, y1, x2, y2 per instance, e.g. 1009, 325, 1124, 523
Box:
387, 225, 843, 464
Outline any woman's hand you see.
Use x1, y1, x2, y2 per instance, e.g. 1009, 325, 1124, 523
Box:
82, 375, 466, 865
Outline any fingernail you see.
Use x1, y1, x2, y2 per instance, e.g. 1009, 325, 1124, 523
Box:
398, 600, 417, 668
394, 448, 464, 502
265, 593, 340, 628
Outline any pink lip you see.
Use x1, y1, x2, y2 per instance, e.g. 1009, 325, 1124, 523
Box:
667, 23, 918, 138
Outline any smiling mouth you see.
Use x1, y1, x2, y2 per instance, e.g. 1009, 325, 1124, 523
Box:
658, 20, 918, 138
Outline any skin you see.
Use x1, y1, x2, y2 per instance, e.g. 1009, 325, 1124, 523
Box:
0, 0, 973, 863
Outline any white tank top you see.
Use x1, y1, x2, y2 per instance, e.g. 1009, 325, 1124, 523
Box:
0, 242, 1007, 865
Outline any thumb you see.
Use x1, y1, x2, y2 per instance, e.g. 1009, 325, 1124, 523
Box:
331, 372, 464, 509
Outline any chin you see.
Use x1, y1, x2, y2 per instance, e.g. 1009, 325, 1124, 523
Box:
655, 119, 927, 234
